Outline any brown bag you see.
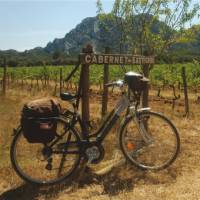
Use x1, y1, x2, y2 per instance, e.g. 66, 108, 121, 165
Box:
21, 98, 61, 143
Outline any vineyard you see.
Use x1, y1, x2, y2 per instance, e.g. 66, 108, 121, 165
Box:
0, 63, 200, 113
1, 63, 200, 88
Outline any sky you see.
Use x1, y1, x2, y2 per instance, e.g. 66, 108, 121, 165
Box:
0, 0, 114, 51
0, 0, 199, 52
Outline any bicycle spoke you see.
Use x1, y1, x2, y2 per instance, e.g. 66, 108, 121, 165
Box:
11, 119, 81, 185
57, 131, 72, 177
120, 111, 180, 170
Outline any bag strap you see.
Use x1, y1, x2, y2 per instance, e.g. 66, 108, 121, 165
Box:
50, 99, 60, 114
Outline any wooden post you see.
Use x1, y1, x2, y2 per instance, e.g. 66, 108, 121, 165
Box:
81, 44, 93, 135
142, 50, 151, 108
102, 47, 110, 118
142, 63, 149, 107
2, 58, 7, 96
142, 50, 153, 108
7, 73, 9, 89
60, 68, 63, 94
182, 66, 189, 117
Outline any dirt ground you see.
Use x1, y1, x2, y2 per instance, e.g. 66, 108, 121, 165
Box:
1, 88, 200, 200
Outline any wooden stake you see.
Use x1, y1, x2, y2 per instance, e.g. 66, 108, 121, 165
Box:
182, 66, 189, 117
142, 63, 149, 108
102, 47, 110, 118
142, 50, 151, 108
2, 58, 7, 96
60, 68, 63, 94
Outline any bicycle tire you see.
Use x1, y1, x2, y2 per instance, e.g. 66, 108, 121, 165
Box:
10, 118, 81, 185
120, 111, 180, 170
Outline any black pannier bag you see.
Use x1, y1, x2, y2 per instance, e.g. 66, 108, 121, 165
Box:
21, 98, 61, 143
124, 71, 149, 92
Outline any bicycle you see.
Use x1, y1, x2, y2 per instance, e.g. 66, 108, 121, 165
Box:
10, 71, 180, 185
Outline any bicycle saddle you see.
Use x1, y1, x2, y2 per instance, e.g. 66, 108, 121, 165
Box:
60, 92, 78, 101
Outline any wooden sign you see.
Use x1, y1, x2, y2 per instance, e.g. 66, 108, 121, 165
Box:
80, 53, 155, 65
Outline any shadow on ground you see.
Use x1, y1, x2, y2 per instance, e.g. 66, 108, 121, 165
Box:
0, 164, 178, 200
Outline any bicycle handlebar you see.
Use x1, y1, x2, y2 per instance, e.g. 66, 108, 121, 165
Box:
105, 80, 124, 88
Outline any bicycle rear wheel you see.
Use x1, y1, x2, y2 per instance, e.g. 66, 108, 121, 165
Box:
120, 111, 180, 170
10, 118, 81, 185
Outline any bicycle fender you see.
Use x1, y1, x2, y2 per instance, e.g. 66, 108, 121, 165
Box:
136, 107, 151, 113
118, 108, 151, 140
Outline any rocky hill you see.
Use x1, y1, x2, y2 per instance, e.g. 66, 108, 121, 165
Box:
0, 16, 199, 66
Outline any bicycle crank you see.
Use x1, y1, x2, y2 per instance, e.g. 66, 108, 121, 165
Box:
85, 144, 105, 164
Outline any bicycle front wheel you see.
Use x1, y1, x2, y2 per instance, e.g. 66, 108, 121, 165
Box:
120, 111, 180, 170
10, 119, 81, 185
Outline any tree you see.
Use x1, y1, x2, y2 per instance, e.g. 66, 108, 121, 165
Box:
97, 0, 200, 57
96, 0, 103, 14
97, 0, 200, 106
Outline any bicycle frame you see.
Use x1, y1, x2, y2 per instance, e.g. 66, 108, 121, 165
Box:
92, 95, 130, 143
66, 93, 152, 146
61, 94, 129, 143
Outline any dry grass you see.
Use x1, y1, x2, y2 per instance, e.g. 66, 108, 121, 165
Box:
1, 88, 200, 200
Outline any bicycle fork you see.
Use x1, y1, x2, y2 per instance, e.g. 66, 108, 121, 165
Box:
129, 107, 154, 145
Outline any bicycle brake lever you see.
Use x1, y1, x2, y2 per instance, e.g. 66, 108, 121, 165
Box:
105, 80, 124, 87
